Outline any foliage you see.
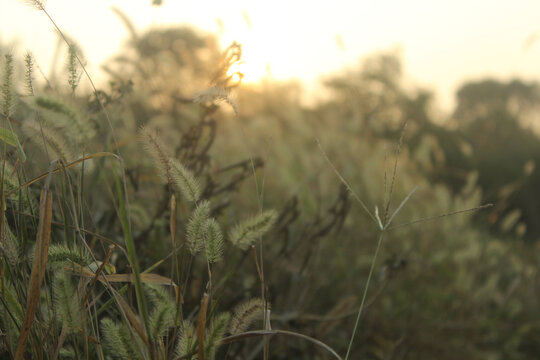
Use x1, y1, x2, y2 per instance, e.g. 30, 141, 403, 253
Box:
0, 5, 538, 360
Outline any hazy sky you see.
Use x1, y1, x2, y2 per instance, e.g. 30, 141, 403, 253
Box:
2, 0, 540, 111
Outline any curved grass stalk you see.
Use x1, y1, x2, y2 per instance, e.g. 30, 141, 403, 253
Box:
7, 152, 118, 197
218, 329, 343, 360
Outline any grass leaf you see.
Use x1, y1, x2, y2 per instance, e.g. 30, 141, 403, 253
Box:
0, 128, 26, 162
14, 188, 52, 360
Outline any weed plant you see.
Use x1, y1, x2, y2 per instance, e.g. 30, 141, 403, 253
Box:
0, 2, 538, 360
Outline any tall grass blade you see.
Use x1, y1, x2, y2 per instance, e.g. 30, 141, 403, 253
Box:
112, 289, 150, 347
112, 161, 151, 352
14, 188, 52, 360
197, 293, 209, 360
0, 128, 26, 163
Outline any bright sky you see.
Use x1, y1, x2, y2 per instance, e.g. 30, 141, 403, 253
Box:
2, 0, 540, 111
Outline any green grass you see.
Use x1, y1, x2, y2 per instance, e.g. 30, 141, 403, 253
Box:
0, 3, 538, 360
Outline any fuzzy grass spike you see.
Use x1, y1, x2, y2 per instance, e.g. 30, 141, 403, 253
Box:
187, 200, 211, 255
169, 158, 201, 202
139, 126, 173, 185
229, 210, 277, 250
204, 218, 224, 263
204, 312, 230, 360
229, 298, 266, 335
53, 271, 81, 333
175, 321, 196, 359
1, 54, 14, 119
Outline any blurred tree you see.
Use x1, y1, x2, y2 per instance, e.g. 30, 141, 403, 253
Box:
454, 79, 540, 128
322, 52, 405, 137
452, 79, 540, 240
321, 54, 540, 240
103, 9, 224, 118
321, 53, 471, 190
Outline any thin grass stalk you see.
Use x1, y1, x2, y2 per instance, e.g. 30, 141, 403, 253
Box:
386, 203, 494, 231
24, 52, 51, 162
316, 138, 378, 226
218, 330, 343, 360
85, 296, 104, 360
179, 253, 194, 322
344, 232, 384, 360
78, 160, 91, 358
55, 155, 118, 352
58, 163, 73, 245
95, 252, 178, 316
53, 322, 69, 360
110, 288, 150, 349
26, 25, 128, 358
56, 162, 90, 357
78, 152, 85, 232
1, 158, 5, 260
169, 193, 182, 353
82, 245, 114, 306
383, 122, 407, 223
170, 195, 177, 282
235, 124, 269, 340
111, 162, 151, 356
17, 211, 127, 256
208, 260, 213, 299
0, 159, 8, 353
259, 139, 272, 360
7, 152, 117, 197
31, 3, 121, 156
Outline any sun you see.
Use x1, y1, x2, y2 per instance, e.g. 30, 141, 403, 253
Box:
226, 61, 245, 83
225, 55, 269, 84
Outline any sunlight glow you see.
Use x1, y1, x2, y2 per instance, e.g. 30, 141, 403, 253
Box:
231, 73, 242, 83
226, 60, 245, 83
225, 59, 266, 84
2, 0, 540, 110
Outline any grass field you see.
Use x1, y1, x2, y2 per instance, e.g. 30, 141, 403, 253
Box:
0, 2, 538, 359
